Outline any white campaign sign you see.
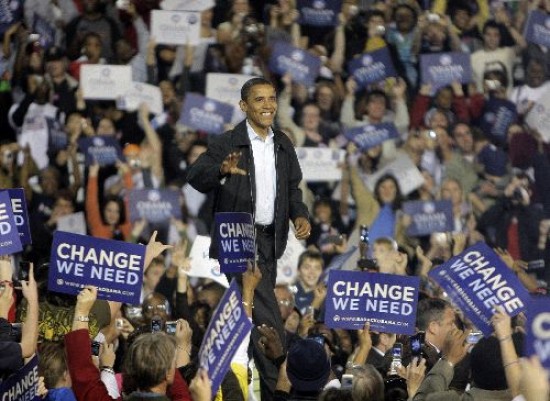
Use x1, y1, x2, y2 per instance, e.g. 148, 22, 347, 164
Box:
151, 10, 201, 45
276, 228, 306, 285
365, 153, 424, 195
206, 73, 252, 123
188, 235, 229, 288
121, 82, 163, 115
160, 0, 214, 11
57, 212, 87, 235
296, 147, 345, 182
80, 65, 132, 100
525, 92, 550, 143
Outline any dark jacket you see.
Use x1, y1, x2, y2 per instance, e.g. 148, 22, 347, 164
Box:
187, 120, 309, 259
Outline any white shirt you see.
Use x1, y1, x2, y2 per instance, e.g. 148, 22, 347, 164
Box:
246, 121, 276, 225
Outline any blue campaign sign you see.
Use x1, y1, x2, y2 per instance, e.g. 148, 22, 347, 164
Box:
297, 0, 341, 26
0, 0, 23, 34
348, 48, 397, 88
33, 14, 56, 49
420, 52, 472, 91
269, 41, 321, 86
78, 136, 123, 166
179, 92, 233, 135
429, 242, 530, 336
48, 231, 146, 304
344, 122, 399, 151
0, 355, 40, 401
5, 188, 32, 245
479, 98, 517, 142
403, 200, 453, 236
214, 212, 255, 273
526, 296, 550, 374
0, 191, 23, 256
524, 10, 550, 48
198, 279, 253, 395
325, 270, 420, 334
129, 189, 182, 225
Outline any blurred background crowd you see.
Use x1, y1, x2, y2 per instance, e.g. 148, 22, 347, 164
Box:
0, 0, 550, 400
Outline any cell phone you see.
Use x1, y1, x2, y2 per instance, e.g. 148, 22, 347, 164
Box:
165, 321, 177, 335
91, 341, 101, 356
467, 331, 483, 344
341, 373, 354, 389
392, 343, 403, 359
10, 323, 22, 342
13, 262, 31, 289
125, 306, 142, 320
323, 234, 344, 245
360, 225, 369, 244
409, 332, 425, 358
151, 317, 163, 333
116, 318, 125, 330
305, 306, 315, 318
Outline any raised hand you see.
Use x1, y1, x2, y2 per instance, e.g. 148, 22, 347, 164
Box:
220, 151, 246, 176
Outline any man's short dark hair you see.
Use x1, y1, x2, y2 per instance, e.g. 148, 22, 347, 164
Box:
482, 20, 502, 35
416, 298, 451, 331
241, 77, 275, 101
297, 249, 324, 270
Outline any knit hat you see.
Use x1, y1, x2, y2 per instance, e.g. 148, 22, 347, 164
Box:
286, 339, 331, 392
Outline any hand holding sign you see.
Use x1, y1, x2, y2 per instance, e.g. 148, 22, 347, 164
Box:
220, 151, 246, 176
491, 305, 512, 341
75, 286, 98, 317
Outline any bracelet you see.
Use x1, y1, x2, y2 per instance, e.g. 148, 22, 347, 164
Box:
503, 360, 519, 368
242, 301, 254, 309
498, 335, 512, 342
100, 367, 115, 375
74, 315, 90, 322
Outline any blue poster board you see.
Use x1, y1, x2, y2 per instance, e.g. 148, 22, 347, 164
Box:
48, 231, 146, 304
429, 243, 530, 336
325, 270, 420, 334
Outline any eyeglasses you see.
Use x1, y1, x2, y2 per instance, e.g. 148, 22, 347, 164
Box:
278, 300, 293, 307
145, 304, 167, 312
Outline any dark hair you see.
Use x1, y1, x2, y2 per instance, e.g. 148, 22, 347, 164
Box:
366, 9, 386, 23
482, 20, 502, 35
416, 298, 451, 331
241, 77, 274, 101
483, 68, 509, 88
374, 174, 402, 211
101, 195, 126, 226
38, 342, 68, 389
319, 388, 353, 401
393, 4, 418, 23
298, 249, 324, 270
366, 89, 389, 109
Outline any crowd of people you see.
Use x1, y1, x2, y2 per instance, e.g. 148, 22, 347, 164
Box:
1, 0, 550, 400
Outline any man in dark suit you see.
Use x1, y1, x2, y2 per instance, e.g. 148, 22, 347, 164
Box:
187, 77, 311, 400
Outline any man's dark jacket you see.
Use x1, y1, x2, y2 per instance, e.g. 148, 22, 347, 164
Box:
187, 120, 309, 259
